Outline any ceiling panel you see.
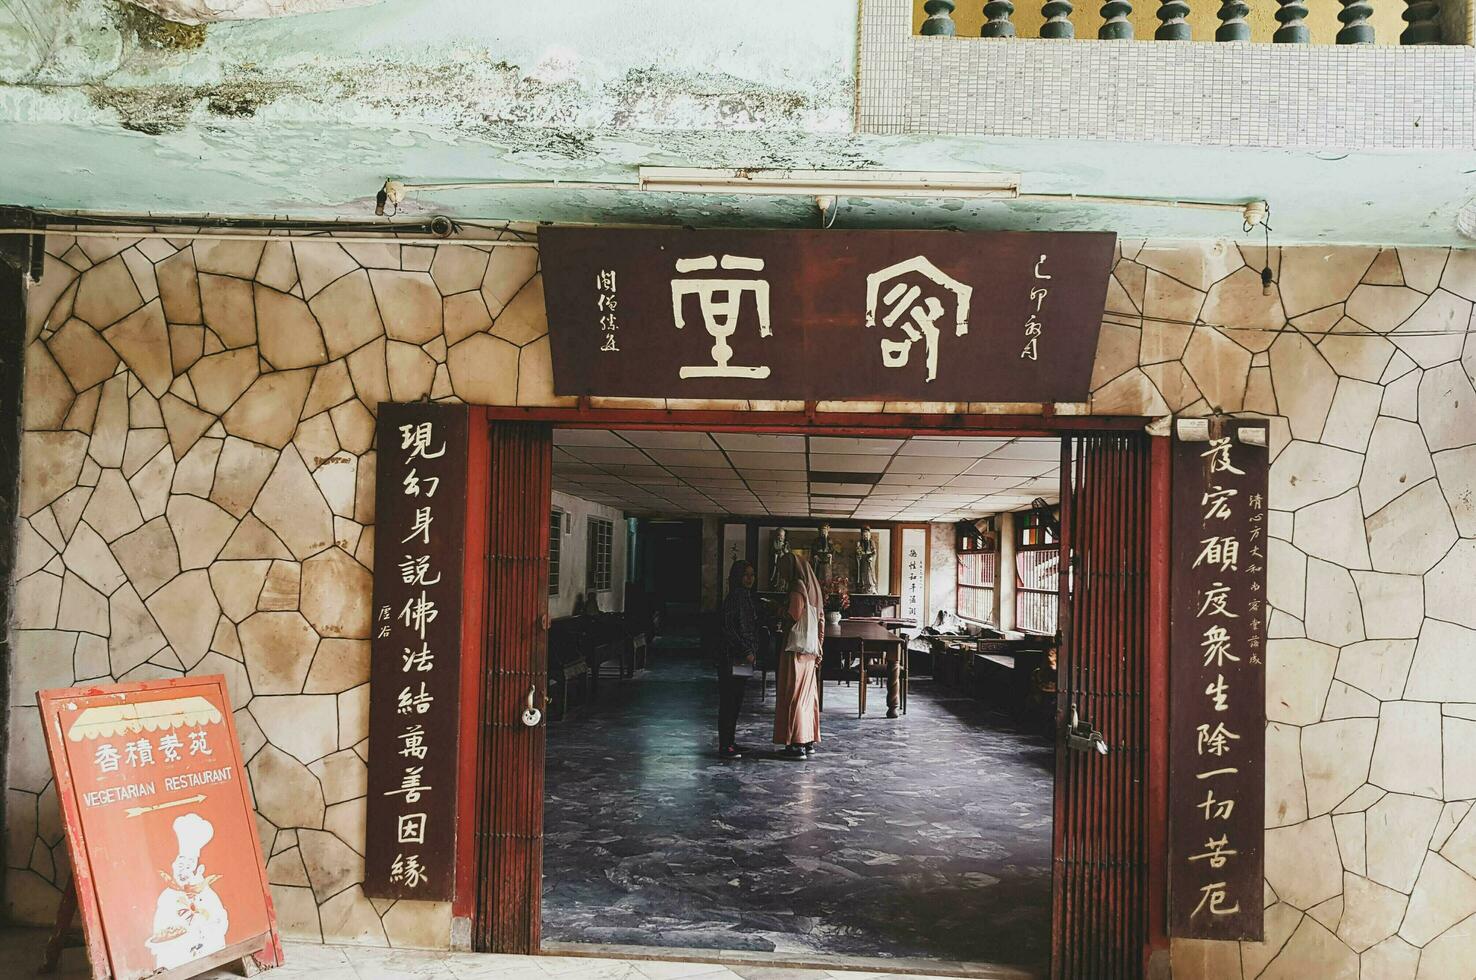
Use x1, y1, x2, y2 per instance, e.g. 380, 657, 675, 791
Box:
963, 458, 1057, 478
808, 453, 891, 473
811, 482, 876, 495
990, 440, 1064, 460
666, 465, 741, 479
562, 446, 653, 466
553, 429, 631, 447
946, 475, 1028, 491
877, 473, 951, 487
644, 448, 731, 467
552, 462, 604, 476
727, 451, 807, 471
896, 438, 1008, 457
615, 430, 718, 450
597, 464, 670, 478
712, 433, 807, 453
687, 478, 749, 489
550, 431, 1060, 520
808, 437, 904, 455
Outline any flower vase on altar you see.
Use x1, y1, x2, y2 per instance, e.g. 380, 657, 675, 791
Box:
823, 576, 850, 629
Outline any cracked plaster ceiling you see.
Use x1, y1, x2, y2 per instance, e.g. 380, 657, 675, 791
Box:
123, 0, 377, 23
0, 0, 1473, 245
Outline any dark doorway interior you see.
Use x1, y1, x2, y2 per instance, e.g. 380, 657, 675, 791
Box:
637, 518, 703, 613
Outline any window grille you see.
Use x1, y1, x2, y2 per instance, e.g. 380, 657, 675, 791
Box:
548, 510, 562, 596
587, 516, 613, 593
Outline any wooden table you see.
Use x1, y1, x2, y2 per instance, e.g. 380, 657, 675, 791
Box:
822, 620, 908, 717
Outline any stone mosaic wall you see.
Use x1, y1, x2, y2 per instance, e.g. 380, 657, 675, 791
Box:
8, 231, 1476, 975
6, 227, 551, 948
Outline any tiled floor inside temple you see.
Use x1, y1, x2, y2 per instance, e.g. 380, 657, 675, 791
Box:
542, 637, 1055, 972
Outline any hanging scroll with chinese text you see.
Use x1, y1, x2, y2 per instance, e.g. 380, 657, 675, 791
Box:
898, 526, 929, 626
1168, 421, 1269, 941
540, 227, 1115, 403
365, 403, 469, 901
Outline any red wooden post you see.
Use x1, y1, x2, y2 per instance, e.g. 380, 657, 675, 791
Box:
1145, 434, 1172, 968
453, 407, 492, 939
472, 422, 552, 954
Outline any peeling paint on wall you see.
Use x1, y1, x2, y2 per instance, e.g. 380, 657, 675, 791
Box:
84, 64, 298, 134
1, 0, 1475, 244
124, 0, 378, 25
111, 3, 209, 50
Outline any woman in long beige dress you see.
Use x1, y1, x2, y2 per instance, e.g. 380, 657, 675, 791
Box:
774, 554, 824, 758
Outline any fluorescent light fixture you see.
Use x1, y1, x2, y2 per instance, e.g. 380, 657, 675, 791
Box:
637, 167, 1020, 199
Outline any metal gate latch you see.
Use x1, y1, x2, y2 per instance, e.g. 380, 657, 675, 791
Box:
521, 685, 543, 728
1065, 703, 1108, 755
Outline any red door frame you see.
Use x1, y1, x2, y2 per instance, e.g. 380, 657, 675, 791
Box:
451, 404, 1172, 970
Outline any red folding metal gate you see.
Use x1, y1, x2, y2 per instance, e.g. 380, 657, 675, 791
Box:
1052, 432, 1155, 979
472, 421, 552, 954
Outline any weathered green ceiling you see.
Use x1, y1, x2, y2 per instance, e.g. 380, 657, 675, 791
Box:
2, 0, 1473, 245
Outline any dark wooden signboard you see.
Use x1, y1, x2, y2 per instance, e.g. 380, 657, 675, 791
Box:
540, 227, 1115, 403
1168, 420, 1269, 941
365, 402, 468, 901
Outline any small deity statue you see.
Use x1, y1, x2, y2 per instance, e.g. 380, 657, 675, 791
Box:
813, 524, 836, 584
769, 528, 791, 591
855, 526, 879, 594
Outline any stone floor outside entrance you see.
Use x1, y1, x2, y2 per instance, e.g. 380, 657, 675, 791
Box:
1, 926, 1035, 980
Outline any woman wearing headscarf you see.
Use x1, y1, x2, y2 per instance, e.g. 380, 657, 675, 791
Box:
718, 559, 758, 760
775, 553, 824, 758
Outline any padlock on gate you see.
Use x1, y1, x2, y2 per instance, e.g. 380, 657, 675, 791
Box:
1065, 703, 1108, 755
521, 684, 543, 728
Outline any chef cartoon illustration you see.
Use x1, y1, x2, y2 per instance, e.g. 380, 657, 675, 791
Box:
146, 813, 230, 969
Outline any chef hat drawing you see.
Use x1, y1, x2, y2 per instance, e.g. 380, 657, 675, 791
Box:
172, 813, 215, 863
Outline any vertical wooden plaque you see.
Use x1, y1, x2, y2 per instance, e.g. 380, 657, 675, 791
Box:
1168, 420, 1269, 940
364, 403, 468, 901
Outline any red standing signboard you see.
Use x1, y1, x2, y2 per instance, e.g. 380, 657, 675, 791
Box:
38, 676, 282, 980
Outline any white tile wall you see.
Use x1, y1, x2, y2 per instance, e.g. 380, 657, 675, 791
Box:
859, 0, 1475, 150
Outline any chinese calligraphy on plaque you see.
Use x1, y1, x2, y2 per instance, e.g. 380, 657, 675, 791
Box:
1020, 253, 1051, 361
596, 268, 619, 352
899, 527, 928, 625
671, 254, 773, 378
541, 228, 1115, 403
864, 255, 972, 383
365, 403, 468, 902
1169, 422, 1268, 941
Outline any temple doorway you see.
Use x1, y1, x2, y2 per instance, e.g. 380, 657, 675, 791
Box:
541, 428, 1060, 971
466, 410, 1160, 980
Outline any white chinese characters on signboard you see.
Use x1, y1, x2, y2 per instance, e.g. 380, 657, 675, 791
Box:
1184, 435, 1264, 927
1021, 254, 1052, 361
662, 253, 988, 385
671, 255, 773, 378
864, 256, 973, 383
596, 269, 619, 352
370, 418, 455, 894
